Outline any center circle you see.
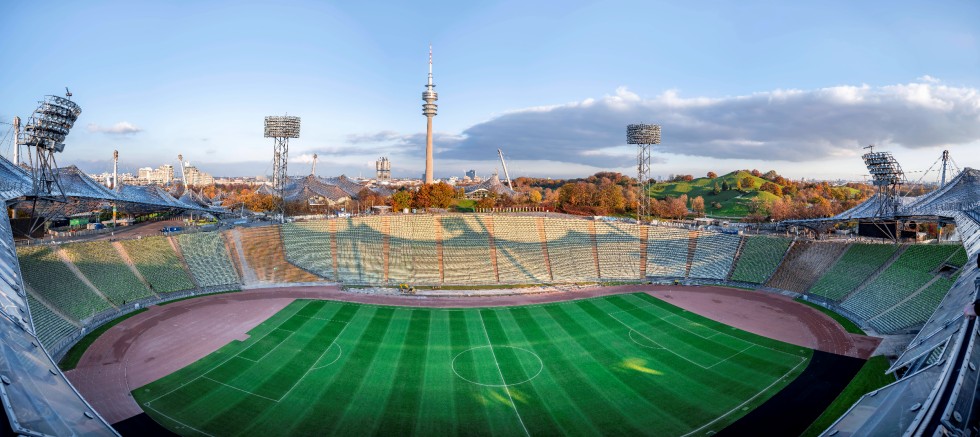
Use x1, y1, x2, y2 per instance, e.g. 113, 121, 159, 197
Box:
452, 346, 544, 387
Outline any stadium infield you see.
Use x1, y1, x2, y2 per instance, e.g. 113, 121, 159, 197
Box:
131, 293, 811, 436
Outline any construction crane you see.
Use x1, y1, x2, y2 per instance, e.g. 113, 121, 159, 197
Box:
497, 148, 513, 190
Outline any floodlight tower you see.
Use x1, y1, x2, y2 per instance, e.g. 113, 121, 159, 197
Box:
861, 145, 906, 217
422, 45, 438, 184
264, 115, 301, 221
627, 124, 661, 222
17, 93, 82, 202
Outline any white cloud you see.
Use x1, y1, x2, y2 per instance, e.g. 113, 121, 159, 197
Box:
344, 79, 980, 170
87, 121, 143, 135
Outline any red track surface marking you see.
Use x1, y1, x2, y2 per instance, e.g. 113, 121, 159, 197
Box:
65, 284, 879, 424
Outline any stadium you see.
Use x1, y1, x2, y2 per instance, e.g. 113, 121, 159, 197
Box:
2, 5, 979, 435
1, 142, 979, 435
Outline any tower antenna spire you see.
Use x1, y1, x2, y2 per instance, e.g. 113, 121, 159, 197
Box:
422, 44, 439, 184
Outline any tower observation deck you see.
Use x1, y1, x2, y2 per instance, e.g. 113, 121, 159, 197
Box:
422, 45, 438, 184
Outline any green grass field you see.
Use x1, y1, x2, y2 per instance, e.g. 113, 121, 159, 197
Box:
133, 293, 811, 436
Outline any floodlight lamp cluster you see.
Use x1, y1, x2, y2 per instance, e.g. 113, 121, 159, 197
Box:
18, 95, 82, 152
264, 116, 301, 138
626, 124, 662, 145
862, 151, 905, 187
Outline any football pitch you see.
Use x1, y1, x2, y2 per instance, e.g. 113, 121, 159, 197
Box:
133, 293, 811, 436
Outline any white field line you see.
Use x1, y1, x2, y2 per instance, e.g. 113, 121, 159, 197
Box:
705, 345, 753, 370
201, 376, 279, 402
607, 312, 709, 370
275, 320, 352, 402
623, 302, 804, 360
144, 404, 216, 437
680, 357, 807, 437
477, 311, 531, 437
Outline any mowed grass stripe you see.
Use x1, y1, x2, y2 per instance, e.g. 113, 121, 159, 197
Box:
373, 310, 432, 434
414, 310, 458, 436
461, 310, 530, 436
331, 307, 413, 435
446, 310, 496, 434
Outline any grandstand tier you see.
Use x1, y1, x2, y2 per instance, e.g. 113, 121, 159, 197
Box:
120, 237, 196, 293
440, 215, 496, 284
689, 231, 740, 280
237, 226, 323, 283
17, 245, 113, 321
176, 232, 241, 287
729, 236, 793, 284
807, 243, 901, 302
61, 241, 153, 305
766, 241, 849, 293
281, 221, 334, 279
646, 226, 691, 278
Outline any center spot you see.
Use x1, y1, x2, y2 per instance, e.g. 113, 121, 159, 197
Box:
452, 346, 543, 387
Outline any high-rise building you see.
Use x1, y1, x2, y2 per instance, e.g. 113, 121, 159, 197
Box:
422, 45, 438, 184
376, 157, 391, 181
137, 164, 175, 184
466, 169, 476, 180
183, 162, 215, 186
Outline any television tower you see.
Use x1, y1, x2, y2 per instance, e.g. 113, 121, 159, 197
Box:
422, 44, 438, 184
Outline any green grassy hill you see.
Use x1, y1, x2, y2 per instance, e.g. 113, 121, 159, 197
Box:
649, 170, 781, 217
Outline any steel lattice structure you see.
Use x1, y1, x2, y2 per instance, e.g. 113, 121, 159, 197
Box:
627, 124, 661, 222
861, 146, 905, 217
264, 116, 301, 222
17, 95, 82, 202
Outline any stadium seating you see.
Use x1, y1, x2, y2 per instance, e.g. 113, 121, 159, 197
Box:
237, 226, 321, 284
807, 243, 900, 302
26, 294, 77, 350
440, 216, 495, 284
689, 231, 740, 280
594, 221, 642, 280
280, 220, 334, 279
492, 216, 550, 283
947, 246, 968, 268
17, 245, 112, 321
766, 241, 850, 293
335, 217, 385, 284
647, 226, 690, 278
544, 219, 598, 282
176, 232, 240, 287
729, 236, 792, 284
61, 241, 153, 305
841, 244, 962, 320
388, 215, 441, 284
868, 275, 957, 333
120, 237, 196, 293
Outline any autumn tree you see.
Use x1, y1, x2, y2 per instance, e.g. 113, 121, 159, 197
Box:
707, 171, 717, 179
528, 189, 543, 204
691, 196, 705, 217
428, 182, 457, 208
740, 176, 756, 190
391, 190, 412, 211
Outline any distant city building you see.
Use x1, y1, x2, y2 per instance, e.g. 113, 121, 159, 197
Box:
182, 162, 215, 186
137, 164, 174, 184
466, 169, 476, 180
376, 157, 391, 181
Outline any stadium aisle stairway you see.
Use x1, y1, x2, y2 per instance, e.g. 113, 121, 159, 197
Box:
61, 241, 153, 305
17, 245, 113, 321
120, 237, 196, 293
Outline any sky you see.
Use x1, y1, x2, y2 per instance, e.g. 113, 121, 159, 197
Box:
1, 0, 978, 182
